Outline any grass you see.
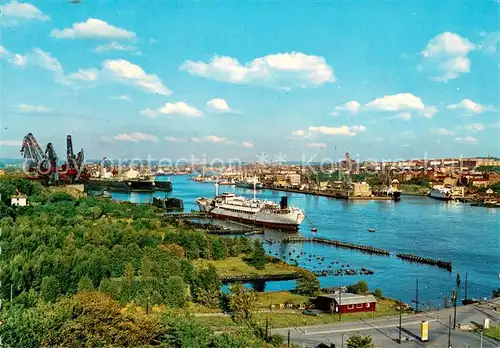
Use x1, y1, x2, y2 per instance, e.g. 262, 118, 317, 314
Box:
258, 292, 310, 308
186, 302, 223, 314
484, 325, 500, 341
194, 256, 303, 278
400, 184, 430, 196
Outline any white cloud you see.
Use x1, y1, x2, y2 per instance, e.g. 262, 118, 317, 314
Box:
31, 48, 63, 74
94, 41, 138, 53
0, 1, 49, 25
463, 123, 485, 132
206, 98, 239, 114
431, 128, 454, 136
394, 112, 412, 121
142, 102, 202, 118
16, 104, 51, 113
447, 99, 495, 114
9, 53, 28, 67
334, 101, 360, 114
419, 32, 475, 82
0, 140, 22, 146
456, 136, 478, 144
63, 68, 99, 83
102, 59, 171, 95
242, 142, 254, 148
306, 142, 327, 148
51, 18, 136, 40
366, 93, 437, 118
478, 31, 500, 56
164, 136, 185, 143
114, 132, 158, 142
305, 125, 366, 137
111, 95, 131, 101
180, 52, 334, 89
191, 135, 228, 144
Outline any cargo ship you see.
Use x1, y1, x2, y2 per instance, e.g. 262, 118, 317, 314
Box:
196, 189, 305, 230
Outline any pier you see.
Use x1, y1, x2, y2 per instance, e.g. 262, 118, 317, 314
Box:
396, 253, 452, 271
277, 237, 391, 256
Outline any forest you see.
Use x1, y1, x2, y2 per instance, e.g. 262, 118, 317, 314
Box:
0, 177, 289, 347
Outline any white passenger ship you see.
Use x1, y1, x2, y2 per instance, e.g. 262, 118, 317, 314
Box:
196, 186, 305, 230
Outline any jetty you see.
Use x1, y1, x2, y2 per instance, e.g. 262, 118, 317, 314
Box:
278, 237, 391, 256
396, 253, 452, 272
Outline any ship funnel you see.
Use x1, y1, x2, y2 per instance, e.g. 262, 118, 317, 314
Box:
280, 196, 288, 209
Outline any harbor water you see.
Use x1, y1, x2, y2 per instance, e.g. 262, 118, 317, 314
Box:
105, 176, 500, 308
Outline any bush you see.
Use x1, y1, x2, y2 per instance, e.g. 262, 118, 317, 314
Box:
374, 288, 383, 298
347, 280, 369, 295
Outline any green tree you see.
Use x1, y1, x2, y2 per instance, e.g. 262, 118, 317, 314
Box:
347, 280, 369, 295
124, 262, 134, 286
40, 276, 60, 303
140, 255, 153, 278
162, 315, 213, 348
165, 276, 187, 308
346, 334, 375, 348
493, 288, 500, 298
193, 265, 221, 308
228, 283, 259, 323
77, 275, 94, 292
211, 237, 226, 260
295, 271, 320, 296
374, 288, 383, 298
249, 239, 266, 270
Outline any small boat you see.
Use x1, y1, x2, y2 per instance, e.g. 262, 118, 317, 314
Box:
368, 228, 376, 232
311, 227, 318, 232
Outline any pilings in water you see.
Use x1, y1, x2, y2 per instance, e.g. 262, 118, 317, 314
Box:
396, 253, 452, 272
280, 237, 391, 256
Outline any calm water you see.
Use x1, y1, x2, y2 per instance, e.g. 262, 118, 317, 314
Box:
105, 176, 499, 307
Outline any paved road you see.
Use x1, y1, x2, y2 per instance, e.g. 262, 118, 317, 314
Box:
273, 301, 500, 348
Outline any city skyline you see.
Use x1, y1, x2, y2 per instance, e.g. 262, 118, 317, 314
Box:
1, 1, 499, 161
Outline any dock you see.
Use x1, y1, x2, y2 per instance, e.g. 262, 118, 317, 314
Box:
396, 253, 452, 272
164, 212, 212, 219
278, 237, 391, 256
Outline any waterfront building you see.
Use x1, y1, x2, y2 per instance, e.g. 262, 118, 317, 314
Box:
315, 293, 377, 314
11, 195, 27, 207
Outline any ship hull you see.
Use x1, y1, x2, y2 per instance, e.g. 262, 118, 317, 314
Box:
197, 199, 304, 230
429, 189, 452, 201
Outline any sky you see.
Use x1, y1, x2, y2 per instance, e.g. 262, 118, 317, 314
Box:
0, 1, 499, 163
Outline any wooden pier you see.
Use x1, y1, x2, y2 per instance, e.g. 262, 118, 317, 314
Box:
396, 253, 452, 272
278, 237, 391, 256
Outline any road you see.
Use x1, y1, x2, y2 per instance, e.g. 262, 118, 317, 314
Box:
272, 300, 500, 348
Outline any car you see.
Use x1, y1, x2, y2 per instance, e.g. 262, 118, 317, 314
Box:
302, 309, 320, 316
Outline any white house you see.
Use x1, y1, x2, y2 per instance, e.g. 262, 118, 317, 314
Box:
11, 195, 27, 207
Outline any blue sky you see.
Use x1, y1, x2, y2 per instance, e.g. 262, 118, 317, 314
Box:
1, 1, 499, 162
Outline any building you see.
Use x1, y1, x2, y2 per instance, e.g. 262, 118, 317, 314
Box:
315, 293, 377, 314
11, 195, 27, 207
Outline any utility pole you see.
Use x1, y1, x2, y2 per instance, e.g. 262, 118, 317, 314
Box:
448, 315, 452, 348
452, 289, 457, 329
339, 287, 342, 322
480, 330, 483, 348
398, 303, 402, 344
287, 329, 291, 347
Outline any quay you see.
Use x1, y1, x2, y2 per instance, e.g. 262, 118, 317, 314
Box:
164, 212, 211, 219
312, 267, 375, 277
262, 185, 396, 201
277, 237, 391, 256
396, 253, 452, 271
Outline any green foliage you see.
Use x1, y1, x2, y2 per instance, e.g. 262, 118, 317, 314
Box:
346, 334, 376, 348
164, 276, 187, 308
477, 166, 500, 173
140, 255, 153, 278
77, 275, 94, 292
406, 177, 430, 187
228, 283, 259, 323
374, 288, 383, 298
347, 280, 369, 295
249, 239, 266, 270
162, 315, 214, 348
41, 276, 60, 303
193, 264, 222, 308
295, 270, 320, 296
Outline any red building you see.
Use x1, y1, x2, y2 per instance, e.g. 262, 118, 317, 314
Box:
315, 293, 377, 314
